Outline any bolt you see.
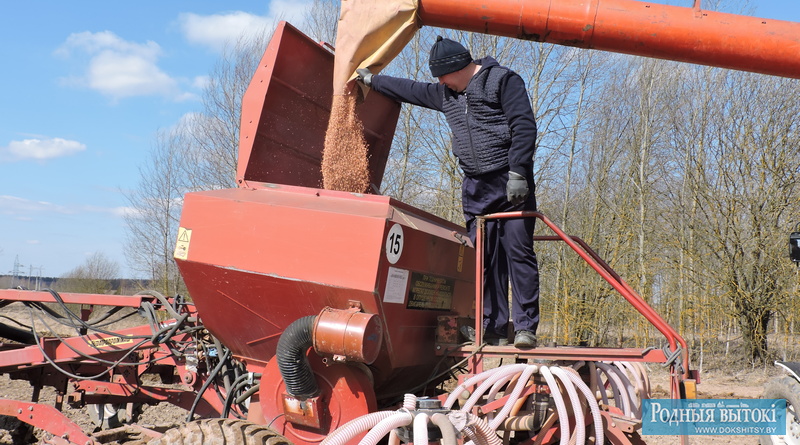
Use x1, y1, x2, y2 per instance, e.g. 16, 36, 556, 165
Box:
16, 409, 21, 414
28, 406, 33, 411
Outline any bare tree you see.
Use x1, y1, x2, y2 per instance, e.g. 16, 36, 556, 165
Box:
184, 32, 271, 191
305, 0, 340, 44
58, 252, 120, 294
124, 127, 189, 297
688, 71, 800, 363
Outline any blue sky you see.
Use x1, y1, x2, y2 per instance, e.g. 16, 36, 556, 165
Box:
1, 0, 799, 280
0, 1, 310, 280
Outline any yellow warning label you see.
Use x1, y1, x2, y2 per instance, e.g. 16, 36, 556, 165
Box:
88, 336, 135, 348
174, 227, 192, 260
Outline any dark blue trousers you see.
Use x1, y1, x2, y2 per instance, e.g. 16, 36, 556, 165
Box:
463, 169, 540, 337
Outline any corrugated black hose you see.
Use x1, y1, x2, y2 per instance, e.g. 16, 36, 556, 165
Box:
0, 322, 35, 344
276, 315, 319, 399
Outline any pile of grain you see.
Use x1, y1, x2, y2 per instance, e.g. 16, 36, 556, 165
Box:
322, 94, 370, 193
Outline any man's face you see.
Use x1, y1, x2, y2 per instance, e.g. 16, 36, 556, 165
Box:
438, 69, 469, 92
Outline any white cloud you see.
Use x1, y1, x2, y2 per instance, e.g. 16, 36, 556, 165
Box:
55, 31, 179, 100
179, 11, 274, 52
192, 75, 210, 90
0, 138, 86, 162
110, 206, 138, 218
178, 2, 312, 52
83, 204, 138, 218
0, 195, 75, 216
0, 195, 130, 219
268, 0, 313, 25
87, 51, 176, 98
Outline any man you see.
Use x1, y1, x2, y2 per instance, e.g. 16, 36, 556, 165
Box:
356, 36, 540, 348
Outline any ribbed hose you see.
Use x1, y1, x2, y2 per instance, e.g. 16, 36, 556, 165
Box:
615, 361, 644, 417
488, 366, 538, 430
549, 367, 585, 445
321, 411, 397, 445
403, 394, 417, 410
631, 361, 652, 399
563, 368, 604, 445
460, 412, 502, 445
431, 413, 458, 445
413, 413, 430, 445
276, 315, 319, 399
462, 364, 528, 412
444, 367, 502, 409
596, 362, 630, 416
540, 366, 570, 445
0, 323, 35, 344
358, 411, 414, 445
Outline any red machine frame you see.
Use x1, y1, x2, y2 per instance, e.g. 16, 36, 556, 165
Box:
0, 291, 225, 445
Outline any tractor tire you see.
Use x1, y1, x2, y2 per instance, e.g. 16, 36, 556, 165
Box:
760, 376, 800, 445
148, 419, 293, 445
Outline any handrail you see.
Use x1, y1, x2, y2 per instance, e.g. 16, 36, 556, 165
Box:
474, 211, 690, 377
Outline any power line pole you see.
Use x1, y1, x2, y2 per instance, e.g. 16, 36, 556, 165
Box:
34, 266, 44, 290
11, 255, 24, 288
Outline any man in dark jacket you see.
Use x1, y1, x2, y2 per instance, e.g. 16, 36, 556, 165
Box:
356, 36, 540, 348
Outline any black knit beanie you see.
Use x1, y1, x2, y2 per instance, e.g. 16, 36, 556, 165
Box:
429, 36, 472, 77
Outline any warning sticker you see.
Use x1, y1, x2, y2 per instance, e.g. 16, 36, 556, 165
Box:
406, 272, 454, 311
88, 336, 135, 348
174, 227, 192, 260
384, 267, 409, 304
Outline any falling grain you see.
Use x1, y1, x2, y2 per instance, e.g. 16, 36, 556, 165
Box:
322, 94, 370, 193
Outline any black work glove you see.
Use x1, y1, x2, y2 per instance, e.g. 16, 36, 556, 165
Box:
356, 68, 373, 88
506, 171, 529, 206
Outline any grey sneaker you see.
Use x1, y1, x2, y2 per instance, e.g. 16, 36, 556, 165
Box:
514, 330, 537, 349
459, 325, 509, 346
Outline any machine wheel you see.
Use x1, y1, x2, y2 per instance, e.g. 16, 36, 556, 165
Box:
87, 402, 139, 429
148, 419, 293, 445
760, 376, 800, 445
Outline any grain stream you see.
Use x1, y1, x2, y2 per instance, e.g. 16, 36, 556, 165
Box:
322, 94, 370, 193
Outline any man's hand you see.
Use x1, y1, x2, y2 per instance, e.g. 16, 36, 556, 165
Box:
506, 171, 529, 205
356, 68, 373, 88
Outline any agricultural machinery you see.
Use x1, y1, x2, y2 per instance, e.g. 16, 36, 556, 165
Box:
2, 0, 799, 444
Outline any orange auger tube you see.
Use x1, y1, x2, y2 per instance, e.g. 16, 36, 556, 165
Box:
417, 0, 800, 79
